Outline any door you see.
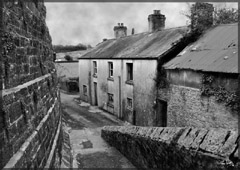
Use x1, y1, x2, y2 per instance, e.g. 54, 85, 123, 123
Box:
156, 99, 167, 127
94, 82, 98, 106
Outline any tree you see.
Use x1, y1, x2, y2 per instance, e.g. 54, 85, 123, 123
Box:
181, 3, 239, 31
53, 43, 89, 53
64, 55, 73, 61
214, 8, 239, 25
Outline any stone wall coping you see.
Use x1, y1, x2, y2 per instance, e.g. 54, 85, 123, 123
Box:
102, 126, 239, 164
45, 114, 62, 168
2, 74, 51, 97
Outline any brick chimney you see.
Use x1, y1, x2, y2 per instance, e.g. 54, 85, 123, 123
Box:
191, 2, 214, 31
113, 23, 127, 38
148, 10, 166, 32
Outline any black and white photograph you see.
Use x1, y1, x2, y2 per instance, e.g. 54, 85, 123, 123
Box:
0, 0, 239, 169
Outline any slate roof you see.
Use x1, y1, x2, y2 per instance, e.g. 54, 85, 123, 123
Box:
164, 23, 238, 73
79, 27, 188, 59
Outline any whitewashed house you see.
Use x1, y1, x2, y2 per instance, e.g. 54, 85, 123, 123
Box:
78, 10, 188, 126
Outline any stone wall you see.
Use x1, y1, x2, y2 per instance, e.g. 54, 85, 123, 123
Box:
0, 0, 62, 169
102, 126, 240, 170
158, 85, 238, 130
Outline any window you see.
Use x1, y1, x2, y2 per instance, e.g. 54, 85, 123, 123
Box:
108, 62, 113, 78
126, 63, 133, 81
107, 93, 114, 107
127, 98, 133, 110
93, 61, 97, 76
83, 85, 87, 95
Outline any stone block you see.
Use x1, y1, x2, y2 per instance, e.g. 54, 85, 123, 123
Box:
9, 101, 22, 123
3, 93, 14, 106
190, 128, 208, 150
199, 129, 230, 155
217, 130, 238, 157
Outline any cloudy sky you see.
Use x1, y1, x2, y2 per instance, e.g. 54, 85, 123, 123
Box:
45, 2, 237, 47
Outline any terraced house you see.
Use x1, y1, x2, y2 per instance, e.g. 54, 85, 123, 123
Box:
78, 10, 189, 126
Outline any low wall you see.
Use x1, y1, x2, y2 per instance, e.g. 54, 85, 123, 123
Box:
101, 126, 240, 170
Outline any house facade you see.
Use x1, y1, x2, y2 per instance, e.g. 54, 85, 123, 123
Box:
78, 10, 188, 126
79, 59, 157, 125
160, 23, 239, 130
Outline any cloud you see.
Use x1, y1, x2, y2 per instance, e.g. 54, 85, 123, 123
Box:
45, 2, 237, 47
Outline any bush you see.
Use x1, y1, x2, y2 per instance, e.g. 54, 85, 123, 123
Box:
64, 55, 73, 61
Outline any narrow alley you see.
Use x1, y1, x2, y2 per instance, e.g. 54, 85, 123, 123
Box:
60, 92, 135, 169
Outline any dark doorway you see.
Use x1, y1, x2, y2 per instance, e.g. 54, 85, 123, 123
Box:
93, 82, 98, 106
156, 99, 167, 127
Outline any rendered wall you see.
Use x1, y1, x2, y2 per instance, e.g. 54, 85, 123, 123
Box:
78, 59, 158, 126
1, 1, 62, 169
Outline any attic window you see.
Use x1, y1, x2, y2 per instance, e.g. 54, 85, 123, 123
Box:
191, 47, 197, 51
227, 42, 236, 48
224, 56, 229, 60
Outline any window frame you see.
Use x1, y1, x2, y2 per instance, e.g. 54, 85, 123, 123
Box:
127, 97, 133, 110
108, 62, 113, 78
93, 61, 97, 77
126, 63, 133, 85
83, 85, 87, 96
107, 93, 114, 107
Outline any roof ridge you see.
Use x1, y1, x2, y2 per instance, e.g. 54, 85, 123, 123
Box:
214, 23, 238, 26
103, 26, 188, 41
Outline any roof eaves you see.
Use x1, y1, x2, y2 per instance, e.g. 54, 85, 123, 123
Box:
164, 66, 238, 74
78, 57, 158, 60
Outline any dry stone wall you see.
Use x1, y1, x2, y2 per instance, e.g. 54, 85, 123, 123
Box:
102, 126, 240, 170
0, 0, 62, 169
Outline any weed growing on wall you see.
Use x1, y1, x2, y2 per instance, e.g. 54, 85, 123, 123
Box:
200, 73, 238, 111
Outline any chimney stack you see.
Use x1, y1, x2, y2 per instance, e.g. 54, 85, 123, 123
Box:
132, 28, 135, 35
113, 23, 127, 38
191, 2, 214, 31
148, 10, 166, 32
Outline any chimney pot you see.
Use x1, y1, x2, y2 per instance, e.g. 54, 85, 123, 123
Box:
154, 10, 160, 14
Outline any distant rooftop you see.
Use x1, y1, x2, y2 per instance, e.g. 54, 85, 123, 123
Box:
164, 23, 238, 73
79, 26, 188, 59
56, 50, 90, 61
